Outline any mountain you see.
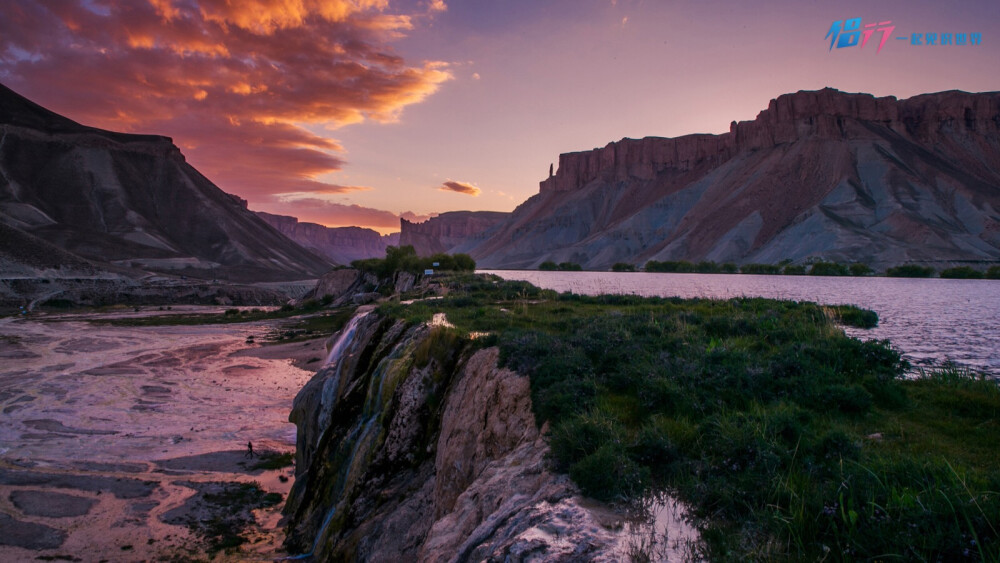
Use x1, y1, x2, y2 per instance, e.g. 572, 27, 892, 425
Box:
0, 82, 332, 282
464, 88, 1000, 270
256, 212, 399, 264
399, 211, 509, 256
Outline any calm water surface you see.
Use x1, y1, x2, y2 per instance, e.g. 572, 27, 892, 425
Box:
481, 271, 1000, 376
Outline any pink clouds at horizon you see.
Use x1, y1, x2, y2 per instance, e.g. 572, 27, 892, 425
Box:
0, 0, 452, 229
268, 196, 436, 234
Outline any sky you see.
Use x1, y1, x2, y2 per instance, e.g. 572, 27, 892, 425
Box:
1, 0, 998, 234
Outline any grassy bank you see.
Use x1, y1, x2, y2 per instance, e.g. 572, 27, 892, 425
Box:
380, 275, 998, 561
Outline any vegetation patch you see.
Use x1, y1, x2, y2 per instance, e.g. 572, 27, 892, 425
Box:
378, 276, 999, 561
886, 264, 935, 278
251, 451, 295, 471
161, 481, 282, 556
350, 245, 474, 278
941, 266, 985, 279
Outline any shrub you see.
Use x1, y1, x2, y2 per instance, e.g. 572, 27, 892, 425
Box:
695, 261, 720, 273
886, 264, 934, 277
829, 305, 878, 328
539, 261, 559, 271
809, 261, 850, 276
558, 262, 583, 271
783, 264, 806, 275
740, 263, 781, 275
645, 260, 695, 273
569, 443, 649, 501
611, 262, 636, 272
849, 263, 874, 276
940, 266, 983, 279
987, 266, 1000, 279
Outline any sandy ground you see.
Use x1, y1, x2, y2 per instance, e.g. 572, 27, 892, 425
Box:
0, 308, 326, 561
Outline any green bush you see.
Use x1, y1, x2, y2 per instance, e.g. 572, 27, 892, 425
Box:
611, 262, 636, 272
940, 266, 984, 279
809, 261, 850, 276
645, 260, 695, 273
350, 246, 475, 278
740, 263, 782, 275
987, 266, 1000, 279
783, 264, 806, 275
539, 261, 559, 271
849, 263, 874, 276
829, 305, 879, 328
558, 262, 583, 271
886, 264, 934, 277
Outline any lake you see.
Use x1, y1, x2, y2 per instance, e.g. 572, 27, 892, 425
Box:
480, 271, 1000, 376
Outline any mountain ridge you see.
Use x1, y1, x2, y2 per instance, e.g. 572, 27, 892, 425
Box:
465, 87, 1000, 269
0, 82, 332, 283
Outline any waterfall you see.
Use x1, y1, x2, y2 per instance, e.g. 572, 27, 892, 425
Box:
325, 311, 369, 365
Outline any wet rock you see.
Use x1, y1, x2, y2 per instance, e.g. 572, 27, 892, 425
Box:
284, 314, 620, 561
0, 513, 67, 549
10, 490, 97, 518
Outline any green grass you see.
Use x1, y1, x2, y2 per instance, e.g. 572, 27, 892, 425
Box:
251, 451, 295, 470
376, 276, 999, 561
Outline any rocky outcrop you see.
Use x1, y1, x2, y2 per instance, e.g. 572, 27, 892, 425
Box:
256, 212, 397, 265
474, 88, 1000, 270
399, 211, 509, 256
0, 82, 332, 282
284, 312, 622, 561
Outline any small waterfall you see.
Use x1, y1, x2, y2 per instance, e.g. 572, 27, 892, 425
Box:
325, 311, 369, 365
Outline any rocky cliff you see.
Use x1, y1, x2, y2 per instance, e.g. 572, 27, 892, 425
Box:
283, 311, 629, 561
0, 83, 332, 282
256, 212, 398, 265
474, 88, 1000, 269
399, 211, 509, 256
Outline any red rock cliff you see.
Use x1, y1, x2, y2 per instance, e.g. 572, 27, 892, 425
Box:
539, 88, 1000, 193
399, 211, 510, 256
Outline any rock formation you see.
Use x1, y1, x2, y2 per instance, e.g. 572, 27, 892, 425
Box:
0, 82, 332, 283
470, 88, 1000, 270
256, 212, 398, 265
399, 211, 509, 256
284, 312, 626, 561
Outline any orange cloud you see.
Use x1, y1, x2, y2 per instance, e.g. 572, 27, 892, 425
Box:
438, 180, 481, 196
0, 0, 451, 203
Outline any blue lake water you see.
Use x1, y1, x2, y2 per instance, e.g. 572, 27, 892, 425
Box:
480, 270, 1000, 376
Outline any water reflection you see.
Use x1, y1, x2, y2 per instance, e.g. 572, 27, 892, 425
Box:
481, 271, 1000, 376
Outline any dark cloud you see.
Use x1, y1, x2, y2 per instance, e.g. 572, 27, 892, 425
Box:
0, 0, 451, 200
438, 180, 481, 196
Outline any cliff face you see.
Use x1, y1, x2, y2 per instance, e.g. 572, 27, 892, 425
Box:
399, 211, 509, 256
284, 311, 621, 561
0, 83, 332, 282
474, 88, 1000, 269
256, 212, 395, 265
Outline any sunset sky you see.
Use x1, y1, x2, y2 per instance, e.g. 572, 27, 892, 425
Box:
2, 0, 999, 234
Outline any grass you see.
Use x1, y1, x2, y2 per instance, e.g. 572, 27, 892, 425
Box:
251, 451, 295, 471
191, 481, 283, 555
376, 275, 999, 561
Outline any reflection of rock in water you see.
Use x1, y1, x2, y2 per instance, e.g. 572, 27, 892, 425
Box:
615, 495, 701, 562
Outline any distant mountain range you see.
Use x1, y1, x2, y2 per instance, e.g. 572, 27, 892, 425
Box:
407, 88, 1000, 270
0, 82, 332, 283
256, 212, 399, 265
